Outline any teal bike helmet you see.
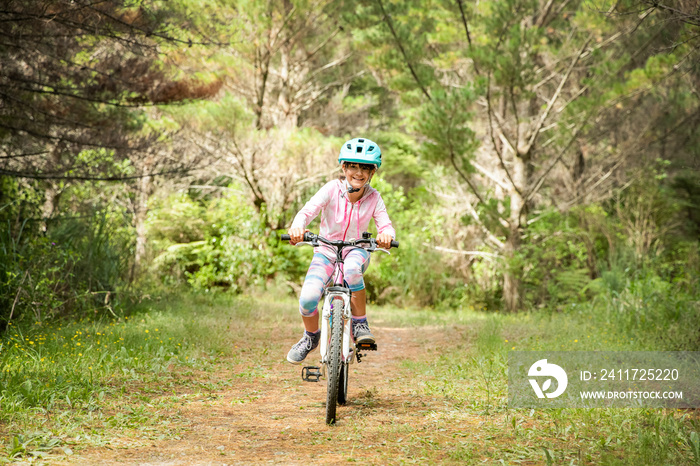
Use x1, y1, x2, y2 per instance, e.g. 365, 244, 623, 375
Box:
338, 138, 382, 169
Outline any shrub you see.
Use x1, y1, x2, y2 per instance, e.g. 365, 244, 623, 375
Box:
581, 271, 700, 350
147, 188, 309, 292
1, 210, 132, 325
515, 209, 596, 310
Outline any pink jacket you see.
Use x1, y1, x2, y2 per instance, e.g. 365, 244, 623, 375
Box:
291, 179, 396, 259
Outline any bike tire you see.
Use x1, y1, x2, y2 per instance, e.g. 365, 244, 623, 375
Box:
325, 297, 344, 424
338, 362, 349, 405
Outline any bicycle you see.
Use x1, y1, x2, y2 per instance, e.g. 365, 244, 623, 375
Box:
281, 231, 398, 424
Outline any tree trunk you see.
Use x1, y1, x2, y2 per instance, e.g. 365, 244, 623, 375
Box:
277, 32, 300, 128
41, 183, 61, 232
502, 222, 521, 312
40, 147, 64, 232
503, 153, 527, 312
130, 173, 152, 283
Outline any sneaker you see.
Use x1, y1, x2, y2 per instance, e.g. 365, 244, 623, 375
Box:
352, 319, 375, 344
287, 332, 320, 364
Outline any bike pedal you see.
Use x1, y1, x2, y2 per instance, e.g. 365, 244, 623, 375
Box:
301, 366, 322, 382
356, 342, 377, 351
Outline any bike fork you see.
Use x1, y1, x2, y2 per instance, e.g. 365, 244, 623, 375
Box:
320, 291, 353, 364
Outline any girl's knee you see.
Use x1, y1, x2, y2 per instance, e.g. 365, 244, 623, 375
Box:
299, 305, 318, 317
299, 292, 320, 317
344, 268, 365, 291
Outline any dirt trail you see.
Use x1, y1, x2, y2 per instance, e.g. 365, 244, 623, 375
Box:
60, 325, 465, 465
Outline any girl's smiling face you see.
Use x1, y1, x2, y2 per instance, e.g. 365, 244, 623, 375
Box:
342, 162, 376, 192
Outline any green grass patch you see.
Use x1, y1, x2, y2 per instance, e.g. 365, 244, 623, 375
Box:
0, 291, 297, 462
394, 298, 700, 465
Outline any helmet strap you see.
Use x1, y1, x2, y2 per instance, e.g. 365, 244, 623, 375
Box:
346, 178, 362, 194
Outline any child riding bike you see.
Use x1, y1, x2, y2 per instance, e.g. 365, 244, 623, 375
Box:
286, 137, 396, 364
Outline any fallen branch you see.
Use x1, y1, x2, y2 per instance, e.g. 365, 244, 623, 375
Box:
423, 243, 501, 261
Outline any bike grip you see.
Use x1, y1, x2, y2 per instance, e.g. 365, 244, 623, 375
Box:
390, 240, 399, 248
281, 234, 291, 241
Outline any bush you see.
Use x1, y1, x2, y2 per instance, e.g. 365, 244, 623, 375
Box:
515, 169, 700, 312
579, 271, 700, 350
147, 188, 309, 292
1, 210, 132, 325
365, 244, 469, 308
515, 208, 597, 310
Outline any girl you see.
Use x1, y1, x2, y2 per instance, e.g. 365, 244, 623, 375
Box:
286, 138, 396, 364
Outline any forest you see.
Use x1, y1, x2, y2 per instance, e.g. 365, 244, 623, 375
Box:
2, 0, 699, 323
1, 0, 699, 463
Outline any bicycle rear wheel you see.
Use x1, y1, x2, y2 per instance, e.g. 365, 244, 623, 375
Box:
338, 362, 349, 405
325, 297, 344, 424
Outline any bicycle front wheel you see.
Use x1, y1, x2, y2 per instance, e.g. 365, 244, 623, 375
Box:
325, 297, 344, 424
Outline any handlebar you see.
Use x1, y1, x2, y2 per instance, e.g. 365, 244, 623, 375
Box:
280, 232, 398, 249
281, 233, 316, 242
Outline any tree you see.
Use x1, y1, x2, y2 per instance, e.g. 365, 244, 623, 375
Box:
0, 0, 230, 304
0, 0, 223, 178
170, 0, 365, 230
349, 0, 700, 310
216, 0, 360, 130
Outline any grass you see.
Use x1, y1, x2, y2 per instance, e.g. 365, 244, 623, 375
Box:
0, 286, 698, 464
0, 291, 294, 462
396, 303, 700, 465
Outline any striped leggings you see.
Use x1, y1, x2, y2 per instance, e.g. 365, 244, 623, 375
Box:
298, 249, 370, 317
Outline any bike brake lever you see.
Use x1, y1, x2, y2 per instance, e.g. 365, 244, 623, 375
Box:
358, 239, 390, 254
357, 238, 376, 252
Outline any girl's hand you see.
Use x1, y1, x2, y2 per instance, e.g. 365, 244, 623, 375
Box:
288, 228, 309, 245
376, 232, 393, 249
